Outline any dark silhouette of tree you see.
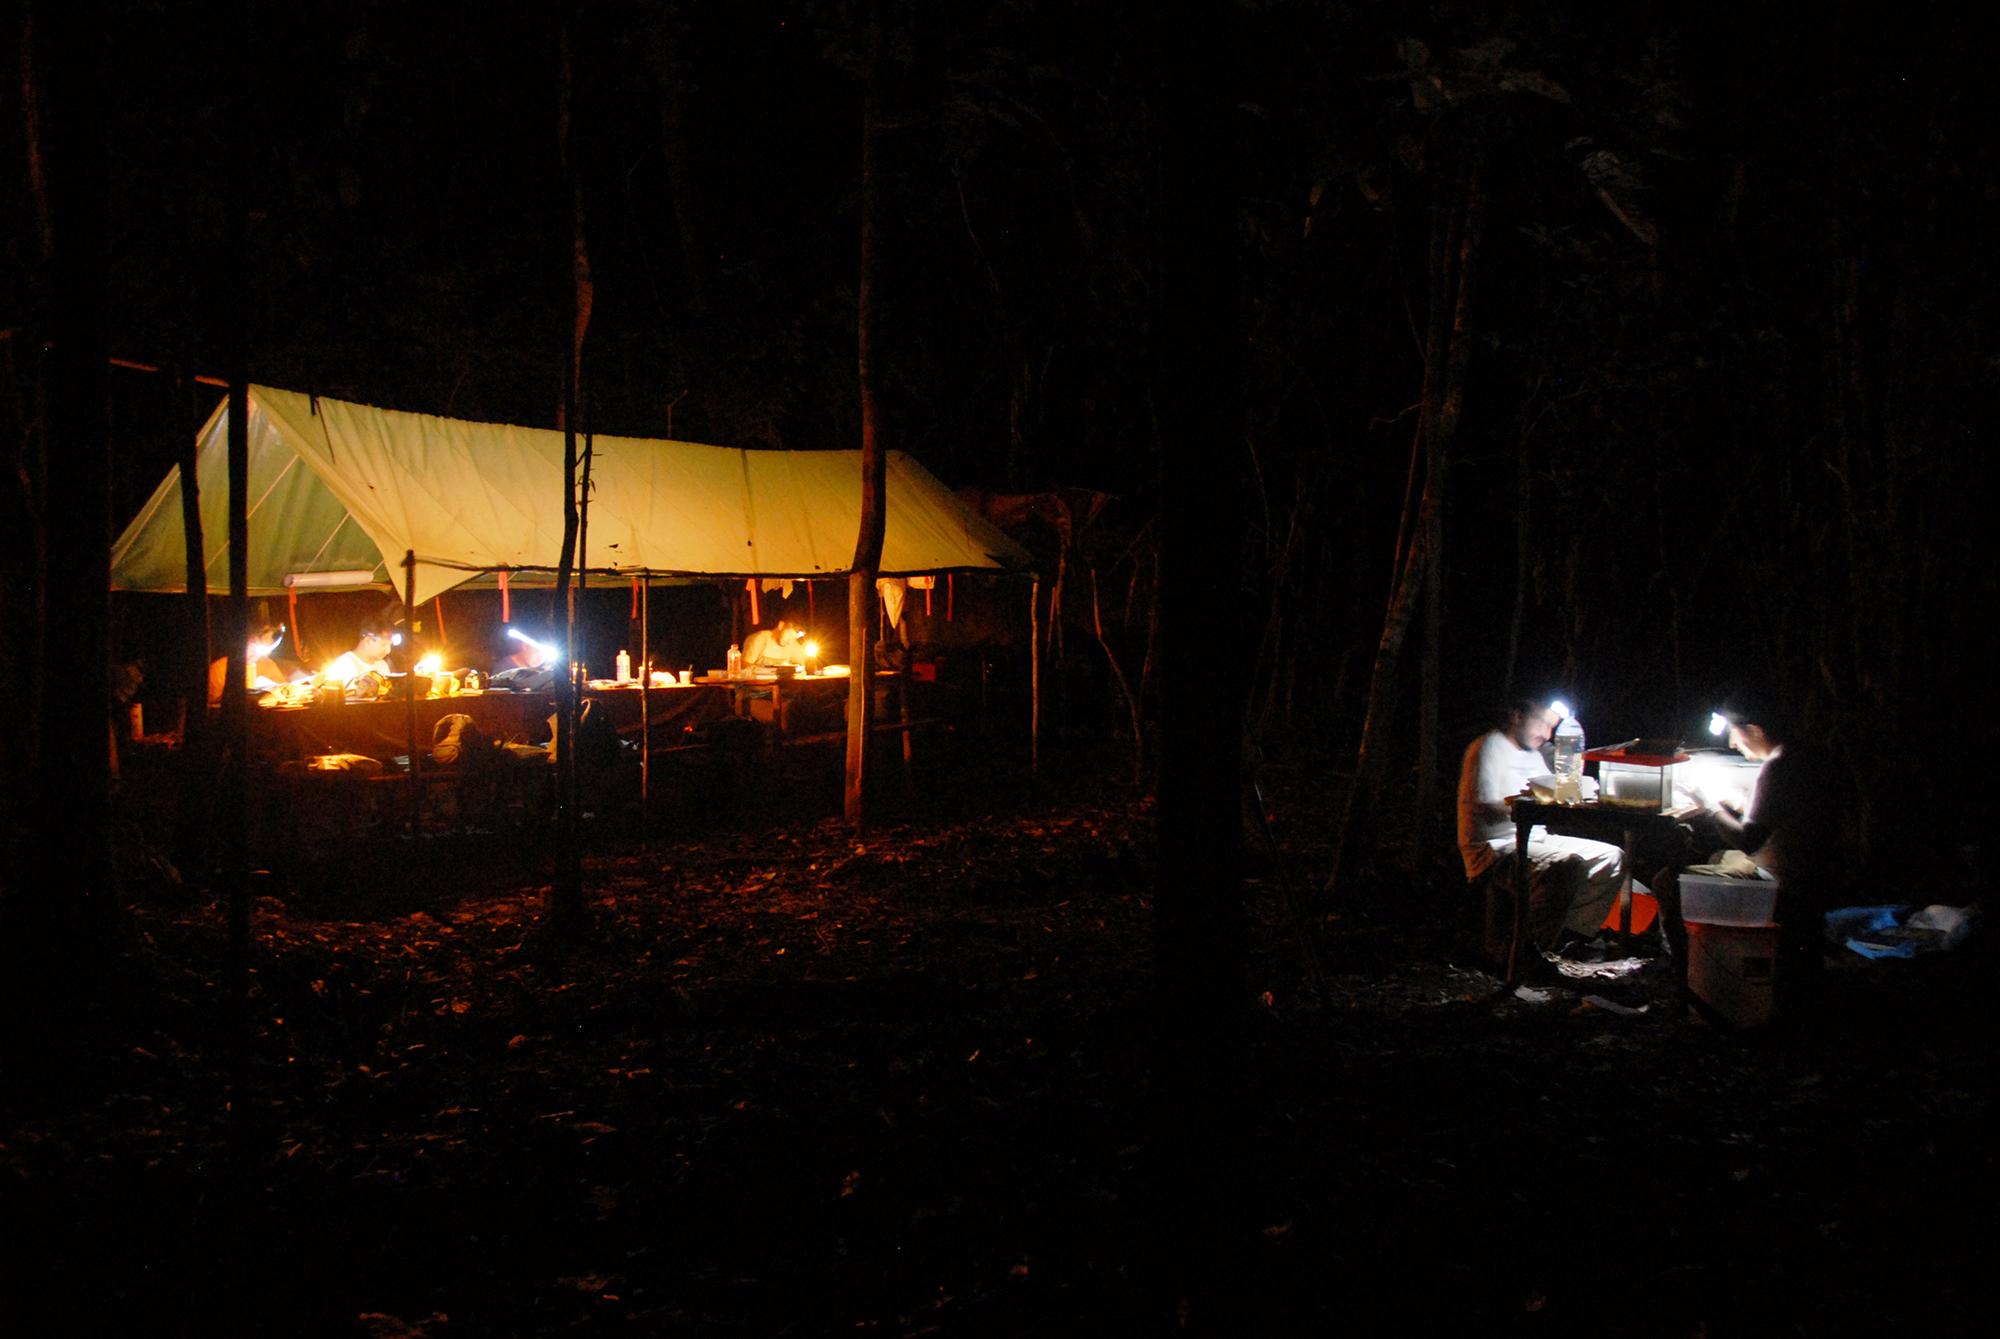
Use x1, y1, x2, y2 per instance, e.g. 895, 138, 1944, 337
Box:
1150, 6, 1248, 1325
550, 12, 593, 934
844, 0, 887, 827
7, 0, 115, 1011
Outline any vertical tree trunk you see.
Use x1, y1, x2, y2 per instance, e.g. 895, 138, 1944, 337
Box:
1323, 160, 1480, 898
1089, 566, 1143, 785
1503, 416, 1532, 696
1151, 9, 1246, 1323
1028, 574, 1040, 777
167, 376, 216, 882
9, 0, 112, 999
550, 16, 593, 933
1413, 529, 1444, 884
218, 12, 254, 1204
845, 0, 887, 827
1322, 166, 1454, 897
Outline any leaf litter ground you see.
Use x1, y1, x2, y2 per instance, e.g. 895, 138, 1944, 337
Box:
2, 755, 1990, 1335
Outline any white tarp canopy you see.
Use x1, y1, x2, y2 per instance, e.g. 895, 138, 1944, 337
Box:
111, 385, 1032, 606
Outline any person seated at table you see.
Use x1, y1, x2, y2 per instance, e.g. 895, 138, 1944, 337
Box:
1457, 696, 1624, 966
207, 622, 302, 704
742, 618, 807, 667
1656, 700, 1848, 1010
317, 620, 396, 689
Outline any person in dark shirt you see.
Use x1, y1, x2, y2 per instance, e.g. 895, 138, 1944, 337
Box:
1698, 712, 1845, 897
1661, 702, 1850, 1014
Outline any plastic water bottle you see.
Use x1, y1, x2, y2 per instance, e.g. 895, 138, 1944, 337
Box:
616, 649, 632, 683
1553, 711, 1585, 803
727, 643, 742, 677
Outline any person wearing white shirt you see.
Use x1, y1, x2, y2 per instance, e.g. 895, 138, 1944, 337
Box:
318, 623, 396, 689
1457, 698, 1622, 962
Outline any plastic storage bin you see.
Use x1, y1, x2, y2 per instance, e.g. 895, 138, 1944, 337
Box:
1680, 872, 1779, 926
1599, 760, 1678, 812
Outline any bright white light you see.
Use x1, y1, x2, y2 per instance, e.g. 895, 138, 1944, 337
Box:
1708, 711, 1729, 737
1549, 700, 1571, 720
413, 653, 444, 677
506, 627, 557, 667
389, 632, 404, 647
284, 569, 378, 589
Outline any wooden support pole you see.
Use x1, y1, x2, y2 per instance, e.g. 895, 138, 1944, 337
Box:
639, 573, 651, 817
403, 550, 419, 838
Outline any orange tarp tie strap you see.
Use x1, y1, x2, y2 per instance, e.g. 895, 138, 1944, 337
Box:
498, 569, 511, 622
433, 597, 446, 646
747, 578, 760, 626
806, 579, 815, 624
630, 577, 640, 619
287, 586, 300, 657
947, 573, 954, 622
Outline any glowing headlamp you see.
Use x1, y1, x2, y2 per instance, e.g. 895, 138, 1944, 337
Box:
1708, 711, 1729, 737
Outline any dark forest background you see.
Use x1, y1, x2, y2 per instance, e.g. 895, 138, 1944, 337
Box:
6, 0, 1997, 895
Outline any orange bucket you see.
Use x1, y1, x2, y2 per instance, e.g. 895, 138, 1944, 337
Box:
1600, 890, 1659, 935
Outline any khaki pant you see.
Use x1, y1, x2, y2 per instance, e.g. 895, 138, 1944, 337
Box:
1478, 835, 1624, 959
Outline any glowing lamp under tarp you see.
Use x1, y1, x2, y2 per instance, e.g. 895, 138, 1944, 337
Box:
285, 570, 379, 589
506, 627, 557, 667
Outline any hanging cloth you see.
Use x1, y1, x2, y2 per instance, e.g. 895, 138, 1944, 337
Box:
877, 576, 907, 629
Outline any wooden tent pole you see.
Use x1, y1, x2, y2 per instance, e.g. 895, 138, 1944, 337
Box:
403, 550, 420, 838
639, 573, 651, 818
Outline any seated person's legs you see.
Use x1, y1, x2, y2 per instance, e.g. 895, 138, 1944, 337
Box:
1477, 858, 1585, 972
1523, 835, 1622, 946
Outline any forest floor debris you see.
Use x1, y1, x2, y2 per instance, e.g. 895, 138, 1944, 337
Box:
3, 758, 1990, 1335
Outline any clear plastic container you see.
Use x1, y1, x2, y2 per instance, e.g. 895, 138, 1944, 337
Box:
1552, 713, 1584, 802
